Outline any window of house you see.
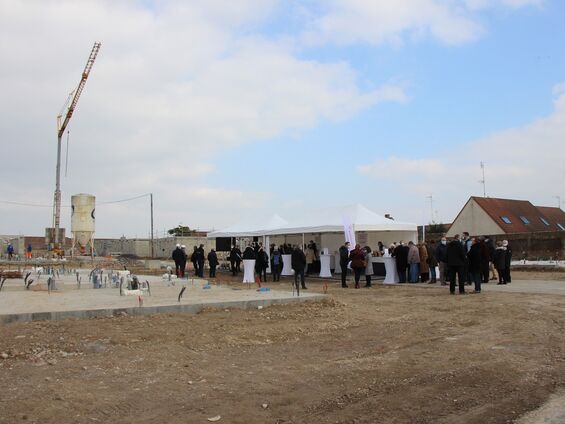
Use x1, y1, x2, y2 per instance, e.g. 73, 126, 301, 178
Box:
540, 217, 550, 226
500, 216, 512, 224
519, 216, 530, 224
558, 223, 565, 231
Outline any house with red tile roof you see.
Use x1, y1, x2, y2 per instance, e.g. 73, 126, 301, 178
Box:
446, 197, 565, 237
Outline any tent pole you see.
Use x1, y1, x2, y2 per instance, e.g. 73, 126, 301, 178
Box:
302, 233, 305, 249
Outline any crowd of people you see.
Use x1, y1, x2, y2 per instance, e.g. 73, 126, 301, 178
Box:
171, 233, 513, 295
390, 232, 512, 294
171, 243, 219, 279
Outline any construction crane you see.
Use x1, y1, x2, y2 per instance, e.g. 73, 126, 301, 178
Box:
50, 42, 101, 253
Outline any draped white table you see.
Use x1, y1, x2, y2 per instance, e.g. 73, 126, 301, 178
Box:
243, 259, 256, 283
319, 254, 332, 278
281, 254, 294, 276
382, 257, 399, 284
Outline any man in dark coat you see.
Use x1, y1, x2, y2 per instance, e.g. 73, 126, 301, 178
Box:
291, 245, 307, 291
255, 247, 268, 282
207, 249, 218, 278
196, 244, 205, 278
229, 245, 242, 276
393, 242, 409, 283
446, 234, 466, 294
503, 240, 512, 283
191, 246, 200, 277
467, 238, 482, 293
339, 242, 351, 288
172, 244, 184, 278
242, 245, 256, 260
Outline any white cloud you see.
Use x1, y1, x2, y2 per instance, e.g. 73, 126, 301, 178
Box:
303, 0, 542, 46
0, 0, 407, 236
357, 88, 565, 223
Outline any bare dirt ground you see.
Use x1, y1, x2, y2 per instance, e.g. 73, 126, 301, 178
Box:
1, 272, 564, 424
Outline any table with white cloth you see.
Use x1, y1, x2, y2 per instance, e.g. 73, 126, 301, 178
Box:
319, 254, 332, 278
383, 257, 399, 284
242, 259, 256, 283
281, 254, 293, 276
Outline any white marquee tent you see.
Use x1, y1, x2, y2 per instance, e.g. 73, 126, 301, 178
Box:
264, 204, 415, 235
207, 214, 289, 238
207, 204, 416, 248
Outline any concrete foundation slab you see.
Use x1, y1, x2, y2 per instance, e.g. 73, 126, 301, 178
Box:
0, 271, 324, 324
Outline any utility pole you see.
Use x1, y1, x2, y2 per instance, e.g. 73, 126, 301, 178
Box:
426, 194, 434, 223
150, 193, 154, 258
479, 161, 486, 197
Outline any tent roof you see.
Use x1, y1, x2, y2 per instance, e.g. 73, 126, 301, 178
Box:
264, 204, 416, 235
207, 214, 289, 238
207, 204, 416, 238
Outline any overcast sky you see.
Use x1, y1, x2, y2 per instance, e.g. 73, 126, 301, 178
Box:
1, 0, 564, 238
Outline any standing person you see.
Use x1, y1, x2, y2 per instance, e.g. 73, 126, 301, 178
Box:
179, 245, 188, 278
503, 240, 512, 283
339, 242, 351, 288
485, 236, 497, 281
479, 237, 490, 284
291, 245, 307, 291
229, 245, 240, 276
377, 241, 384, 256
7, 243, 14, 260
312, 241, 321, 273
305, 242, 315, 276
349, 244, 366, 289
197, 244, 205, 278
271, 246, 283, 282
427, 240, 438, 284
260, 247, 269, 282
26, 244, 33, 259
418, 242, 429, 282
364, 246, 373, 288
467, 238, 482, 293
207, 249, 218, 278
254, 246, 267, 282
234, 245, 242, 273
494, 241, 507, 284
446, 234, 466, 294
436, 237, 448, 285
407, 241, 420, 283
172, 244, 184, 278
393, 242, 409, 283
191, 246, 200, 277
242, 244, 256, 260
461, 232, 472, 285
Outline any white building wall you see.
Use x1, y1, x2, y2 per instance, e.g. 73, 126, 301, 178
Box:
446, 198, 504, 237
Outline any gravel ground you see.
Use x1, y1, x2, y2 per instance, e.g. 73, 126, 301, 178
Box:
1, 272, 564, 424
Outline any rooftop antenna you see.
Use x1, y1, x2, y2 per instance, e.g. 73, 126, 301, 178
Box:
554, 195, 561, 209
479, 161, 486, 197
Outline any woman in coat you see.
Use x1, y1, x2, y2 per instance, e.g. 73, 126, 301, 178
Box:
349, 244, 366, 289
364, 246, 373, 288
418, 243, 429, 282
427, 240, 438, 284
